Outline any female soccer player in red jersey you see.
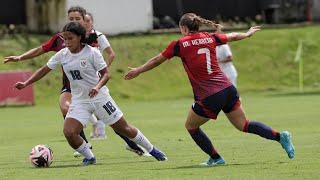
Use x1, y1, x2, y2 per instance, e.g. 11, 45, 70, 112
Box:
4, 6, 146, 157
125, 13, 295, 166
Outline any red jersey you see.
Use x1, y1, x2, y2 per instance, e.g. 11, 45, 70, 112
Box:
42, 33, 65, 52
162, 32, 232, 101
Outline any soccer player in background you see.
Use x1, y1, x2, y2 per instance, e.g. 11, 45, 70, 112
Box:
14, 22, 167, 165
215, 26, 238, 87
4, 6, 146, 157
83, 12, 150, 156
82, 12, 116, 140
125, 13, 295, 166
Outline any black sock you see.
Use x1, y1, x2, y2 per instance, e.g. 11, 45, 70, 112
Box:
80, 130, 89, 143
244, 121, 280, 141
114, 130, 144, 153
188, 128, 220, 159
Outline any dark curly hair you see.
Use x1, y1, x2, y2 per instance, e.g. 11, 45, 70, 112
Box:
62, 22, 86, 43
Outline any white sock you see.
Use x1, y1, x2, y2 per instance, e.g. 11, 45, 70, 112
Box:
96, 121, 106, 136
89, 114, 98, 125
130, 129, 153, 152
75, 140, 94, 159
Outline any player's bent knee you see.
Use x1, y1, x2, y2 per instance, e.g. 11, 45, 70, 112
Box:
185, 120, 197, 130
63, 128, 71, 138
185, 122, 190, 129
122, 126, 136, 138
63, 126, 78, 138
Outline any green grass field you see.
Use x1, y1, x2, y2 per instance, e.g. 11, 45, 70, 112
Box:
1, 26, 320, 179
1, 93, 320, 179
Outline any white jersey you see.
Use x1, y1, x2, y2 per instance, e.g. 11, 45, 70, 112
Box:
216, 44, 232, 62
93, 29, 111, 53
216, 44, 238, 87
47, 45, 109, 102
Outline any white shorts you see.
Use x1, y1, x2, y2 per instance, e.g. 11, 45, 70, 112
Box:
66, 95, 123, 126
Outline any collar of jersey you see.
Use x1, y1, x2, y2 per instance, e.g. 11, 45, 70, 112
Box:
67, 45, 87, 56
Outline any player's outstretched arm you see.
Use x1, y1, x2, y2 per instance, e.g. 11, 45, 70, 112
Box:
226, 26, 261, 42
15, 65, 52, 90
124, 53, 167, 80
104, 47, 116, 67
4, 46, 45, 63
89, 67, 110, 98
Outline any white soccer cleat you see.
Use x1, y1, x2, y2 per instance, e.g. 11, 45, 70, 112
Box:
73, 151, 82, 158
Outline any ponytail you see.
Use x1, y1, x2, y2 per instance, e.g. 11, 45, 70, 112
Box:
179, 13, 222, 32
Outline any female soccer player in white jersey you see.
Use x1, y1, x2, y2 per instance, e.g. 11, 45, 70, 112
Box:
216, 44, 237, 86
4, 6, 147, 157
14, 22, 167, 165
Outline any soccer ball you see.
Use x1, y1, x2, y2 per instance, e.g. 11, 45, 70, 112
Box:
29, 144, 53, 167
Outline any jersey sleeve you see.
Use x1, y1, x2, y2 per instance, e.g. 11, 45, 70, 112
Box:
212, 33, 228, 46
41, 34, 60, 52
92, 49, 107, 72
46, 51, 62, 70
161, 40, 179, 59
97, 34, 111, 52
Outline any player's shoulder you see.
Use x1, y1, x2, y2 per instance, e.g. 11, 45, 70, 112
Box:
94, 30, 102, 35
92, 29, 106, 38
85, 44, 101, 55
56, 47, 69, 57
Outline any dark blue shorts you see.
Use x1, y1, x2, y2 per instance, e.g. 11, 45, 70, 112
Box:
192, 85, 241, 119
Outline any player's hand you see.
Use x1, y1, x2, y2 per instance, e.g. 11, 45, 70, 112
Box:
4, 56, 21, 63
15, 82, 27, 90
89, 87, 99, 98
124, 67, 140, 80
246, 26, 261, 37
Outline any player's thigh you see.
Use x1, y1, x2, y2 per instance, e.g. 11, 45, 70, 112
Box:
225, 106, 247, 131
64, 117, 84, 135
59, 92, 72, 116
185, 108, 210, 129
93, 96, 123, 126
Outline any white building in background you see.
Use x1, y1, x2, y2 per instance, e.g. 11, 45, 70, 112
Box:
26, 0, 153, 35
312, 0, 320, 21
67, 0, 153, 35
